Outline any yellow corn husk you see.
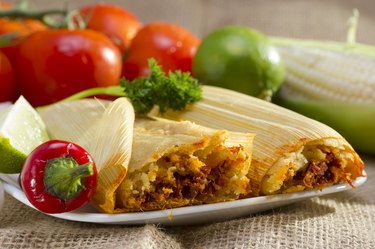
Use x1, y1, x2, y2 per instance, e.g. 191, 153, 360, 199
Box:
162, 86, 364, 195
39, 99, 110, 143
39, 98, 135, 213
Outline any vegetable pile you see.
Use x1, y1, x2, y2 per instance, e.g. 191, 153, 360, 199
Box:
0, 1, 283, 107
0, 1, 201, 106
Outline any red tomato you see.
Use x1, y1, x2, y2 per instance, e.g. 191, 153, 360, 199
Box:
16, 29, 122, 106
0, 51, 16, 102
79, 3, 141, 54
122, 22, 200, 80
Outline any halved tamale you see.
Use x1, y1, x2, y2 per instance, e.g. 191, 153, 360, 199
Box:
40, 98, 255, 213
115, 117, 254, 212
162, 86, 364, 196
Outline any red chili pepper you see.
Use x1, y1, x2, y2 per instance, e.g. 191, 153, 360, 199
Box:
20, 140, 97, 213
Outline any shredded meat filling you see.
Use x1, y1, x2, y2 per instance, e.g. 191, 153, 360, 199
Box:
294, 153, 351, 188
135, 152, 231, 210
278, 153, 353, 193
117, 143, 251, 212
173, 166, 211, 199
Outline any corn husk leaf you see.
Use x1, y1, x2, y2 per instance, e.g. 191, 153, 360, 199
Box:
39, 98, 135, 213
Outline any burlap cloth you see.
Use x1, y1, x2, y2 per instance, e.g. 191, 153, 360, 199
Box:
1, 0, 375, 248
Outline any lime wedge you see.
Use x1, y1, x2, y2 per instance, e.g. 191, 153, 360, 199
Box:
0, 96, 49, 173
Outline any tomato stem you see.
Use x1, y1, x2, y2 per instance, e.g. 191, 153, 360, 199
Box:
0, 2, 72, 28
43, 157, 94, 201
0, 8, 69, 28
0, 33, 19, 48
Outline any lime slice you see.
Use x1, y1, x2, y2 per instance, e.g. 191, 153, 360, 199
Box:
0, 96, 49, 173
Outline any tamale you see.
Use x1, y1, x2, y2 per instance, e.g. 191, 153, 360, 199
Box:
114, 117, 254, 212
40, 98, 255, 213
162, 86, 364, 195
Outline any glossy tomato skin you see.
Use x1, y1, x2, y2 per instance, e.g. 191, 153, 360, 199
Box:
0, 51, 16, 102
122, 22, 200, 80
16, 29, 122, 106
20, 140, 97, 213
79, 3, 141, 54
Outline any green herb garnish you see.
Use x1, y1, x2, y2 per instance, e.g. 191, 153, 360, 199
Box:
47, 59, 202, 114
121, 59, 201, 114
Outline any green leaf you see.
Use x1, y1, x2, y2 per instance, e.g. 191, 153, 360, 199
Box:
121, 58, 202, 114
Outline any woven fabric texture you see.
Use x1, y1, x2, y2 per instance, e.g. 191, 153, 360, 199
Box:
1, 0, 375, 248
1, 158, 374, 249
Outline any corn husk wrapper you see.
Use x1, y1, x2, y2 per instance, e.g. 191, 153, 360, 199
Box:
162, 86, 364, 195
40, 98, 134, 213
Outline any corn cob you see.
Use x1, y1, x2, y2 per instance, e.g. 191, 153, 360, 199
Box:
270, 10, 375, 154
275, 46, 375, 104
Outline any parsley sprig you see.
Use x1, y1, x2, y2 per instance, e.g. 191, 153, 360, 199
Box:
47, 59, 202, 114
121, 59, 202, 114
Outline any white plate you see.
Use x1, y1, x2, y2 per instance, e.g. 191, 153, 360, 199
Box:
0, 172, 367, 226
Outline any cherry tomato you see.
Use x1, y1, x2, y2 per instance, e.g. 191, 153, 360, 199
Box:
122, 22, 200, 80
0, 2, 47, 63
20, 140, 97, 213
16, 29, 122, 107
79, 3, 141, 54
0, 51, 16, 101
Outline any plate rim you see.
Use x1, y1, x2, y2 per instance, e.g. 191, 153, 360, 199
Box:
1, 171, 367, 225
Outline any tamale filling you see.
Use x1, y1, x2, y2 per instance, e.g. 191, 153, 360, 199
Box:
261, 139, 362, 195
115, 144, 251, 212
280, 152, 351, 193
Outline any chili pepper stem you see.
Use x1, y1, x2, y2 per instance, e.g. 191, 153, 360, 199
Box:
43, 157, 94, 201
